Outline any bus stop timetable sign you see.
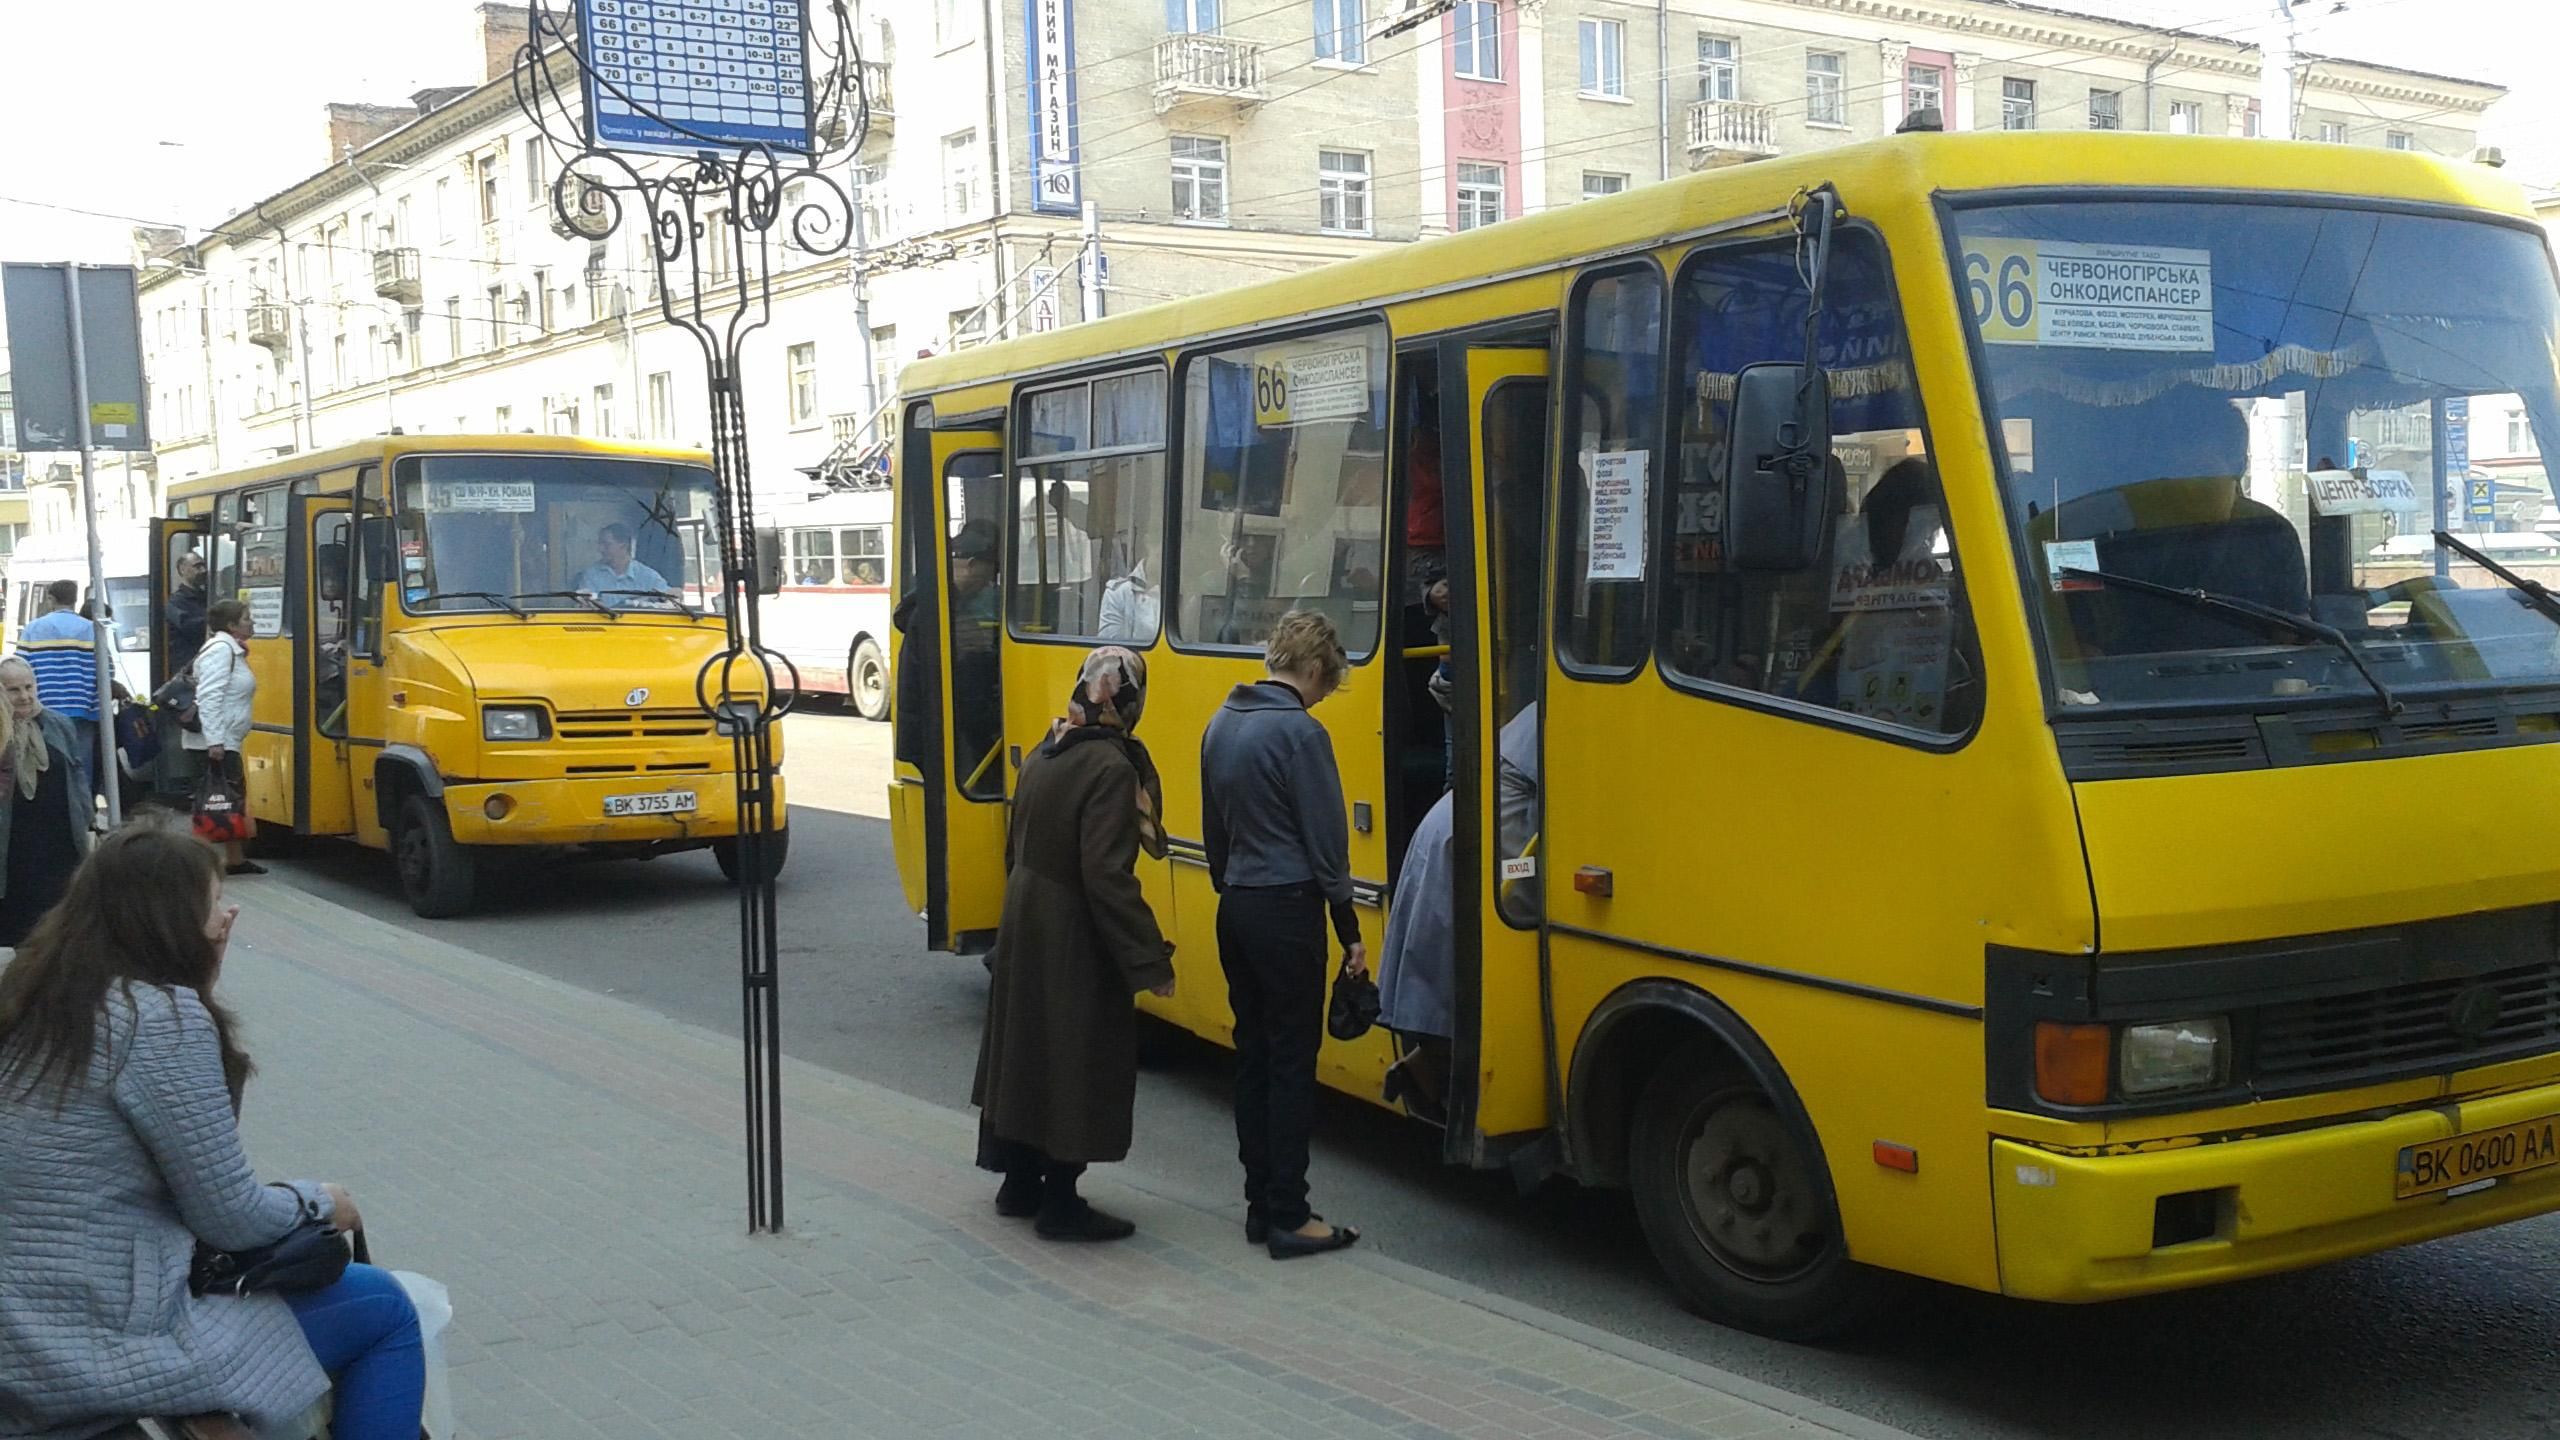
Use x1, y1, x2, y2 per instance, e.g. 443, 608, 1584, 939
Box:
582, 0, 813, 159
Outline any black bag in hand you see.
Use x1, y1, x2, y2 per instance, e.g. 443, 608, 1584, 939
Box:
190, 1218, 367, 1297
1327, 957, 1380, 1041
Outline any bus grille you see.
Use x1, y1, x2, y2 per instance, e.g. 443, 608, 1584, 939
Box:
2254, 960, 2560, 1082
554, 708, 714, 741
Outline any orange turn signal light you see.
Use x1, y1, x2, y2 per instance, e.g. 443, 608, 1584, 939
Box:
2034, 1021, 2111, 1106
1573, 866, 1614, 898
1872, 1141, 1919, 1174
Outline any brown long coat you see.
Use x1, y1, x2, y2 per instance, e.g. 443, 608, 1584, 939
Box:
971, 733, 1175, 1164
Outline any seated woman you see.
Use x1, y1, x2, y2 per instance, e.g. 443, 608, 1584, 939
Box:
0, 823, 425, 1440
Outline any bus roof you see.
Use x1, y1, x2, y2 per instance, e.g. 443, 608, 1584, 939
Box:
165, 433, 713, 502
896, 131, 2536, 402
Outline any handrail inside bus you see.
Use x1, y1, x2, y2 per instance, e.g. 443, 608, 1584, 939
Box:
966, 740, 1004, 791
1402, 645, 1450, 660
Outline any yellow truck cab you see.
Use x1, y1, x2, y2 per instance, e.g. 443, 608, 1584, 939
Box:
158, 434, 786, 915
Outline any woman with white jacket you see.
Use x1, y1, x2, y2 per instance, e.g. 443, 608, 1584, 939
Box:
185, 598, 259, 875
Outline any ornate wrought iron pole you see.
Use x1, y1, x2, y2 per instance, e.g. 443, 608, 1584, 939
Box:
512, 0, 871, 1233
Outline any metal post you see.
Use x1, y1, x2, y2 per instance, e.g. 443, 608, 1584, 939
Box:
1079, 200, 1103, 324
2258, 0, 2297, 140
59, 268, 120, 827
849, 164, 879, 450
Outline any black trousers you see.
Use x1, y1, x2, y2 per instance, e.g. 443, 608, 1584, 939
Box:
1217, 887, 1328, 1231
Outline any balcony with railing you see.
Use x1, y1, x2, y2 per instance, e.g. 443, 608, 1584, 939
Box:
1685, 99, 1780, 166
1153, 33, 1265, 115
246, 302, 292, 352
371, 247, 421, 304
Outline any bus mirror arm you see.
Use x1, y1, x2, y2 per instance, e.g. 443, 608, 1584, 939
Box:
754, 526, 784, 598
1720, 186, 1839, 573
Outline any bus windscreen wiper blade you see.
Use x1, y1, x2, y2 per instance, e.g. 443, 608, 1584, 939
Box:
414, 590, 529, 619
2432, 531, 2560, 628
596, 588, 701, 618
2060, 566, 2403, 717
511, 589, 619, 619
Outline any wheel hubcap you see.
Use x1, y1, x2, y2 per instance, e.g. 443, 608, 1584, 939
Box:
1679, 1092, 1827, 1282
857, 660, 885, 707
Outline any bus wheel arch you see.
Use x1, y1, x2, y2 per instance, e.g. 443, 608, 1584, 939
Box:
1569, 980, 1878, 1340
371, 747, 443, 834
376, 752, 477, 918
849, 634, 889, 721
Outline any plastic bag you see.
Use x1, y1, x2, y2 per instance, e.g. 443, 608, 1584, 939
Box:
393, 1269, 456, 1440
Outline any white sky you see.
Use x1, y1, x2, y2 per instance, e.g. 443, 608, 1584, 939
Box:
0, 0, 2551, 270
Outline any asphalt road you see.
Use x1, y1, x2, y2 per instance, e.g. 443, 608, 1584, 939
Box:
267, 710, 2560, 1440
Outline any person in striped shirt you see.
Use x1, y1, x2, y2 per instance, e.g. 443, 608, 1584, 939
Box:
15, 580, 101, 810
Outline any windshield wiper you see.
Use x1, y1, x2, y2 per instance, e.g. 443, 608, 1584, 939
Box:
511, 589, 619, 619
414, 590, 529, 619
595, 588, 701, 618
2060, 566, 2403, 717
2431, 530, 2560, 628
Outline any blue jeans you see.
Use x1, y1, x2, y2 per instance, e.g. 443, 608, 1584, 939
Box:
284, 1263, 424, 1440
66, 715, 96, 809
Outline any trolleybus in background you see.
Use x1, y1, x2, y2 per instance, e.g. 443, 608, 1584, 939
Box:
3, 519, 156, 698
760, 484, 895, 719
890, 129, 2560, 1338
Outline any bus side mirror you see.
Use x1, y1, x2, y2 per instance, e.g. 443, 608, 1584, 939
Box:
1723, 362, 1833, 572
754, 526, 784, 597
358, 516, 395, 592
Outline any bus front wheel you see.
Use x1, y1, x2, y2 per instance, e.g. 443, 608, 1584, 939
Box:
850, 637, 889, 721
395, 794, 480, 919
1627, 1054, 1877, 1341
714, 826, 790, 884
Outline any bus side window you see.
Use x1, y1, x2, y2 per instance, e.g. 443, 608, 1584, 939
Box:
1555, 266, 1665, 674
354, 467, 387, 661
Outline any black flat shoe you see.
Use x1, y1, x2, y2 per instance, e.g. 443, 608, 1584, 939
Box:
1036, 1202, 1137, 1242
1267, 1223, 1360, 1260
225, 862, 268, 877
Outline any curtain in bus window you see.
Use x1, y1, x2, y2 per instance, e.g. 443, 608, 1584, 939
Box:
1176, 323, 1389, 654
1013, 370, 1168, 643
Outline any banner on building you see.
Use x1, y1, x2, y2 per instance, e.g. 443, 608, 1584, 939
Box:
1026, 0, 1081, 213
1026, 268, 1061, 333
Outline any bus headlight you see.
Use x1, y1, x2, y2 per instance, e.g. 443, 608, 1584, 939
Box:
2118, 1018, 2229, 1098
483, 706, 549, 741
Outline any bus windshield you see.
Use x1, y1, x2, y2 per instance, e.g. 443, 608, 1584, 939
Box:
1951, 200, 2560, 713
393, 454, 725, 616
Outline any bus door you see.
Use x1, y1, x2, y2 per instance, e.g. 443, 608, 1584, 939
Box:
148, 516, 209, 694
889, 408, 1008, 952
1440, 341, 1553, 1158
291, 494, 358, 836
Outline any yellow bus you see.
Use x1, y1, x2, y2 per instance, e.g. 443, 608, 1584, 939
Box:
888, 131, 2560, 1336
159, 434, 787, 917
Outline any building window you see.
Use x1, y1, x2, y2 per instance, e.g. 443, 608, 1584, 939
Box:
870, 326, 899, 424
1315, 0, 1365, 63
1452, 0, 1500, 81
533, 267, 554, 332
477, 154, 499, 225
1318, 150, 1371, 235
2319, 121, 2347, 143
2167, 99, 2203, 135
1174, 322, 1388, 653
1579, 19, 1624, 97
522, 138, 545, 206
647, 371, 675, 438
942, 129, 982, 221
1164, 0, 1220, 32
446, 296, 463, 358
495, 404, 513, 434
2242, 102, 2262, 137
1456, 161, 1505, 231
593, 384, 616, 439
933, 0, 976, 47
1582, 171, 1629, 201
2387, 130, 2414, 151
436, 178, 453, 241
1904, 62, 1944, 119
1698, 36, 1736, 102
1805, 51, 1845, 126
951, 305, 993, 349
2088, 89, 2121, 130
2508, 413, 2531, 453
2001, 77, 2035, 130
787, 342, 819, 425
1013, 369, 1170, 643
485, 285, 506, 347
1171, 135, 1229, 222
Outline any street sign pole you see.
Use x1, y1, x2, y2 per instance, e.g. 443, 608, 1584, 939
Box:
59, 268, 121, 827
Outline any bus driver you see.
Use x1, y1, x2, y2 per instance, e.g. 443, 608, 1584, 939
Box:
574, 523, 675, 609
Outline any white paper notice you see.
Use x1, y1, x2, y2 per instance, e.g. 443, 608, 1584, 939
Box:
1971, 238, 2214, 352
1585, 450, 1648, 581
246, 586, 285, 639
429, 479, 537, 513
2044, 538, 2100, 591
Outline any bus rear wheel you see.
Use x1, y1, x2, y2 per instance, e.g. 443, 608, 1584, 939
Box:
395, 794, 480, 919
1627, 1053, 1878, 1341
850, 637, 889, 721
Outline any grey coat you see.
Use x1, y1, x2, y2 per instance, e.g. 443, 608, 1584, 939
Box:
1377, 704, 1541, 1041
0, 710, 94, 902
0, 984, 331, 1438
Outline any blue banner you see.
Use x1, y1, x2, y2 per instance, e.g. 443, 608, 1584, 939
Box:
1027, 0, 1081, 214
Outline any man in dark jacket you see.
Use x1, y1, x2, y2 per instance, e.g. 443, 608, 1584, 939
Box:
971, 647, 1174, 1241
164, 552, 210, 670
1200, 610, 1364, 1259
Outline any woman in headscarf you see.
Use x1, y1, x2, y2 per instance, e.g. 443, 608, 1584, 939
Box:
0, 655, 90, 947
970, 645, 1176, 1242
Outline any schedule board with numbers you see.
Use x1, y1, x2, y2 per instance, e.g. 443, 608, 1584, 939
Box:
582, 0, 813, 157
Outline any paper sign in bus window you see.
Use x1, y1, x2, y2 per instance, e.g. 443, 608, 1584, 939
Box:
430, 479, 538, 513
1963, 239, 2214, 352
2306, 467, 2423, 517
1252, 344, 1369, 428
1584, 450, 1648, 581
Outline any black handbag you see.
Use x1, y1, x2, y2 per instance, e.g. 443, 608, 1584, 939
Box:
189, 1215, 368, 1298
1327, 957, 1380, 1042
